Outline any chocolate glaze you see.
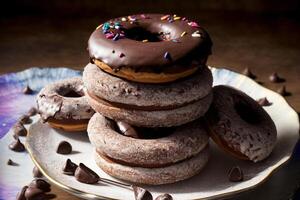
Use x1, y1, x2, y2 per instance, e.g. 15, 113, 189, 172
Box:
88, 14, 212, 73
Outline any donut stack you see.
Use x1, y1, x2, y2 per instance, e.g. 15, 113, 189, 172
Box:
84, 14, 214, 185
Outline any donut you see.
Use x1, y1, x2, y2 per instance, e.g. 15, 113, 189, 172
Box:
36, 77, 95, 132
86, 89, 212, 127
88, 14, 212, 83
205, 85, 277, 162
83, 63, 213, 127
88, 113, 209, 167
94, 146, 209, 185
83, 63, 212, 108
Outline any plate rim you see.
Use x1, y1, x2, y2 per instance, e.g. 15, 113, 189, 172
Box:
25, 66, 300, 200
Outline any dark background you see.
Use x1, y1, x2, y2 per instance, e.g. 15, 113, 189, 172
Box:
0, 1, 300, 200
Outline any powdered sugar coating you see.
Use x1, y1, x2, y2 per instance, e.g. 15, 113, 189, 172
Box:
83, 63, 212, 107
206, 85, 277, 162
88, 113, 209, 167
36, 77, 94, 121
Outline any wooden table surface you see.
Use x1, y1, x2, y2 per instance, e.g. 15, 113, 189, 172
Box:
0, 11, 299, 200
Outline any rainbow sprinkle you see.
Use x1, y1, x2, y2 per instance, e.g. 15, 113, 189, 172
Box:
188, 21, 200, 28
164, 52, 172, 60
192, 31, 201, 37
180, 31, 187, 37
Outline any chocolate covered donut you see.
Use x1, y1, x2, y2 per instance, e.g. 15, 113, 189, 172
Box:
205, 85, 277, 162
88, 14, 212, 83
88, 113, 209, 167
36, 77, 94, 132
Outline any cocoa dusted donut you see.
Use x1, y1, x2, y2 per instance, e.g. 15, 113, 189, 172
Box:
205, 85, 277, 162
88, 113, 209, 167
88, 113, 210, 185
36, 77, 94, 132
88, 14, 212, 83
94, 146, 209, 185
83, 63, 213, 127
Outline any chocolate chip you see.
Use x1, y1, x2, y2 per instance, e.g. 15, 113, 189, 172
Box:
155, 194, 173, 200
62, 159, 78, 175
116, 121, 139, 138
23, 85, 34, 94
228, 166, 244, 182
74, 163, 99, 184
33, 166, 43, 178
56, 141, 72, 155
13, 122, 27, 137
7, 158, 18, 166
269, 72, 285, 83
277, 85, 291, 96
19, 115, 32, 124
257, 97, 272, 106
27, 107, 38, 116
16, 186, 28, 200
242, 68, 256, 79
9, 138, 25, 152
28, 179, 51, 193
24, 186, 47, 200
133, 186, 153, 200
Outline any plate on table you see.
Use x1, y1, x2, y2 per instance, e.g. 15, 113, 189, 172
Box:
23, 67, 299, 200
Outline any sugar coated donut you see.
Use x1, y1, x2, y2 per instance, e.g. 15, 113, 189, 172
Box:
36, 77, 94, 132
205, 85, 277, 162
88, 113, 209, 167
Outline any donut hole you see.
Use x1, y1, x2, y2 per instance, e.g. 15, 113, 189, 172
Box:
124, 27, 164, 42
234, 101, 261, 124
57, 88, 84, 98
134, 127, 175, 139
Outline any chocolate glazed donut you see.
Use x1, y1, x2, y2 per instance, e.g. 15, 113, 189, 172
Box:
88, 14, 212, 83
88, 113, 209, 168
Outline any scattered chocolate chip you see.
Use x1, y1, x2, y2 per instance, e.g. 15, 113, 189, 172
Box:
74, 163, 99, 184
56, 141, 72, 155
13, 122, 27, 137
24, 186, 47, 200
133, 186, 153, 200
23, 85, 34, 94
242, 68, 256, 79
155, 193, 173, 200
116, 121, 139, 138
228, 166, 244, 182
269, 72, 285, 83
7, 158, 18, 166
257, 97, 272, 106
277, 85, 291, 96
16, 186, 28, 200
33, 166, 43, 178
27, 107, 38, 116
29, 179, 51, 193
119, 53, 125, 58
62, 159, 78, 175
9, 138, 25, 152
19, 115, 32, 124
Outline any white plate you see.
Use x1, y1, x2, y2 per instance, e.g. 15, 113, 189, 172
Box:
5, 67, 300, 200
